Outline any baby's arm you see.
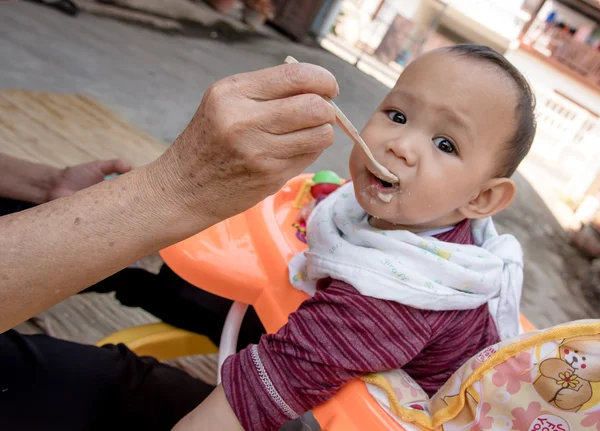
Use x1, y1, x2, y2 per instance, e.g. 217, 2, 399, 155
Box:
172, 386, 242, 431
221, 280, 432, 431
297, 190, 334, 222
298, 178, 350, 222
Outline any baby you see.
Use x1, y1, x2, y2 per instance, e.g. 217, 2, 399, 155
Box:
222, 44, 536, 430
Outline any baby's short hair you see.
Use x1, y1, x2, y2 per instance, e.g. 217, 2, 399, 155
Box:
444, 44, 537, 177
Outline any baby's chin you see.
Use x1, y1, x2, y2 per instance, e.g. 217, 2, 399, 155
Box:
354, 191, 407, 226
353, 188, 434, 229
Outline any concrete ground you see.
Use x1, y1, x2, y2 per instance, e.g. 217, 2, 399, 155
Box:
1, 1, 597, 334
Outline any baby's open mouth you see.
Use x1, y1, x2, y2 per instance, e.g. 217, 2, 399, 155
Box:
368, 169, 398, 190
377, 178, 394, 188
367, 169, 399, 203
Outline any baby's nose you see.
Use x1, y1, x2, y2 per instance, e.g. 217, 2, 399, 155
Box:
572, 357, 579, 363
388, 140, 418, 167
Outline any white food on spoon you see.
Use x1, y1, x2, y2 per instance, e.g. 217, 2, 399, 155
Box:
284, 55, 399, 185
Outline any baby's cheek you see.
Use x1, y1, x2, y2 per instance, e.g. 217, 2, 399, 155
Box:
384, 198, 421, 224
400, 200, 434, 223
348, 147, 363, 176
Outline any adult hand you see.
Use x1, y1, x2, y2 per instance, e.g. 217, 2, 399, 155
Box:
151, 61, 338, 225
0, 61, 337, 332
47, 159, 132, 201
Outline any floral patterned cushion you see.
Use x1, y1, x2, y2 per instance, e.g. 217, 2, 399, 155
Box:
363, 320, 600, 431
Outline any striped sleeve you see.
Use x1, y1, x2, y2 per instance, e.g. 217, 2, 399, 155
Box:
221, 280, 433, 431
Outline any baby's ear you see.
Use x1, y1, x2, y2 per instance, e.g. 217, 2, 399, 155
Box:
459, 178, 516, 219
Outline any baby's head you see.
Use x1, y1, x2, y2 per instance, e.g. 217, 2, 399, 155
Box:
349, 44, 536, 231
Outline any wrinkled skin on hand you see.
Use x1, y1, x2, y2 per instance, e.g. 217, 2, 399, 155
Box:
151, 61, 339, 225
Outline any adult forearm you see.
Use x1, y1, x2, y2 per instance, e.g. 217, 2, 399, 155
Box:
0, 153, 60, 204
0, 60, 338, 333
0, 158, 214, 332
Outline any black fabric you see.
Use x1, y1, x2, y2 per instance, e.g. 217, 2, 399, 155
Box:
0, 197, 267, 429
0, 329, 213, 430
0, 197, 36, 216
86, 265, 265, 350
23, 0, 80, 17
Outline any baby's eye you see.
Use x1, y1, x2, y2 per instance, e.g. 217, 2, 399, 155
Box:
433, 137, 456, 154
386, 110, 407, 124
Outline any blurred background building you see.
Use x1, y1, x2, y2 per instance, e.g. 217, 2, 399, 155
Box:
264, 0, 600, 230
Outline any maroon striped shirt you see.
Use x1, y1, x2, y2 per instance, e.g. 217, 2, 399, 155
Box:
222, 219, 500, 431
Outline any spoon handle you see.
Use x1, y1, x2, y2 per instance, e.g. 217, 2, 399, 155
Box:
283, 56, 398, 183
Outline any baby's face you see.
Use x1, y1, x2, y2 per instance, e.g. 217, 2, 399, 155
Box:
349, 50, 517, 230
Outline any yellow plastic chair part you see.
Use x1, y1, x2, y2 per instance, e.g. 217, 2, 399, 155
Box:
95, 322, 218, 361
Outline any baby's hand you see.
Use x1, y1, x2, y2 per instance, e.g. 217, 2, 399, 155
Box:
297, 199, 317, 223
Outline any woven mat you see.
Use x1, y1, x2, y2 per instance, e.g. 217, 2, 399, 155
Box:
0, 89, 164, 167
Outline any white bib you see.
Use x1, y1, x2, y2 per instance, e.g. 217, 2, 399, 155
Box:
288, 183, 523, 340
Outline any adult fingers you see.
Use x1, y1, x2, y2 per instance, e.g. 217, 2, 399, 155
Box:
49, 188, 73, 199
96, 159, 133, 175
230, 62, 339, 101
256, 93, 336, 135
265, 123, 335, 159
274, 150, 325, 184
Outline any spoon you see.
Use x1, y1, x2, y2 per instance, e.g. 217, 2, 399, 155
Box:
284, 56, 398, 184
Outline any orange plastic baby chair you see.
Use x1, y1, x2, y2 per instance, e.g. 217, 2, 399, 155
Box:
160, 174, 535, 431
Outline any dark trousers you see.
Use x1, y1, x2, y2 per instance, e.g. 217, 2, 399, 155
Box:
88, 265, 265, 350
0, 330, 213, 430
0, 198, 265, 430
